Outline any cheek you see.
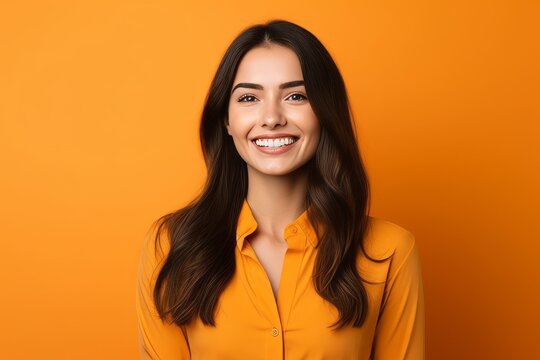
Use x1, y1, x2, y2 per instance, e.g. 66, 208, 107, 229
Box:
227, 111, 251, 138
229, 124, 250, 140
301, 110, 320, 139
304, 114, 321, 153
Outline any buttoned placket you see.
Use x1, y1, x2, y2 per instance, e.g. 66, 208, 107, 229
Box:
238, 222, 309, 359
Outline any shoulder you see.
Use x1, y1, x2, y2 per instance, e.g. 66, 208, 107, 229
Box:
356, 216, 418, 282
363, 215, 416, 260
138, 218, 172, 279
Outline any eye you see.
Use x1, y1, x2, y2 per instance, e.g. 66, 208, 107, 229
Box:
237, 94, 258, 103
287, 93, 308, 102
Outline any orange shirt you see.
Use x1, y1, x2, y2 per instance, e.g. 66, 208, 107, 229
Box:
136, 198, 425, 359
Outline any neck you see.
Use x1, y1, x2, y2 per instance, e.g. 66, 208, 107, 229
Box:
245, 165, 308, 239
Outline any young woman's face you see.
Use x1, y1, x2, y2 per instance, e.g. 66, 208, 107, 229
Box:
226, 44, 321, 176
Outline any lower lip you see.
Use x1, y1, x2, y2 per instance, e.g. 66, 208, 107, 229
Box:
251, 138, 299, 155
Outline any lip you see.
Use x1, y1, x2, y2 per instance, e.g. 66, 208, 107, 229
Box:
250, 133, 299, 140
251, 136, 300, 155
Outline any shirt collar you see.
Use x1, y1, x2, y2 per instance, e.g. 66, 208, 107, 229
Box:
236, 197, 318, 251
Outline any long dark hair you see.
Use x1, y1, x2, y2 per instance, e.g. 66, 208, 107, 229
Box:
151, 19, 386, 331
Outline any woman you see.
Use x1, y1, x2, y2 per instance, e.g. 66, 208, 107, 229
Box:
136, 19, 425, 359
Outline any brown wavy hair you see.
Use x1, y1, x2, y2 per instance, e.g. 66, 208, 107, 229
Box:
151, 19, 386, 331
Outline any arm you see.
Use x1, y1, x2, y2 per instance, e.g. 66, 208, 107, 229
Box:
371, 232, 425, 360
135, 224, 191, 359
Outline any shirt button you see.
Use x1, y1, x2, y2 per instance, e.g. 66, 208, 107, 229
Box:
290, 226, 298, 234
271, 327, 279, 337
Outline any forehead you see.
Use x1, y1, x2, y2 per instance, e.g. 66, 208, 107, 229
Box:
233, 44, 303, 83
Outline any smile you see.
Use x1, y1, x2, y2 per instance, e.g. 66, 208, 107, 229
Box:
251, 137, 300, 155
252, 137, 298, 148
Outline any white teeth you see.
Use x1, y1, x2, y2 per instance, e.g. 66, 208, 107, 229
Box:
254, 137, 297, 148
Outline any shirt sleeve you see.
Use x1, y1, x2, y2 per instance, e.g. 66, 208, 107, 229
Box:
371, 232, 425, 360
135, 224, 191, 359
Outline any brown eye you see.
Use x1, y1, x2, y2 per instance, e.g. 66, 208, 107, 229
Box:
288, 93, 308, 102
238, 94, 258, 102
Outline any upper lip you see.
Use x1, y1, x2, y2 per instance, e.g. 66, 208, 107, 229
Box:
250, 133, 299, 141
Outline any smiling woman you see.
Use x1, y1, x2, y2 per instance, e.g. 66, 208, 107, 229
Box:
226, 44, 320, 174
136, 19, 425, 359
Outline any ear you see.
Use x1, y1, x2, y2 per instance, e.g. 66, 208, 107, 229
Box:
224, 117, 231, 135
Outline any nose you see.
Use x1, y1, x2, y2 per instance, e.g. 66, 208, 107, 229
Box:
259, 98, 286, 128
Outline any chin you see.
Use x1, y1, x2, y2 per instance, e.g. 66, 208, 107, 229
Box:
256, 163, 308, 177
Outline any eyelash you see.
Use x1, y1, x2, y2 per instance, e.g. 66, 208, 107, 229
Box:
237, 93, 308, 103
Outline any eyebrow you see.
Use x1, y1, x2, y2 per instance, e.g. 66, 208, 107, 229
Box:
231, 80, 305, 93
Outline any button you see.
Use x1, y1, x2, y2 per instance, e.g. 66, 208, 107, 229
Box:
290, 226, 298, 234
271, 327, 279, 337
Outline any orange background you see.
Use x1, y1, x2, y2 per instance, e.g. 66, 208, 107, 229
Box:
1, 1, 538, 359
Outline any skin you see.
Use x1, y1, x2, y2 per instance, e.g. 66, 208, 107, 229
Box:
226, 43, 321, 297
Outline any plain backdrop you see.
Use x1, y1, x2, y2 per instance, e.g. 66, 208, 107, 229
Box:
0, 0, 538, 359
